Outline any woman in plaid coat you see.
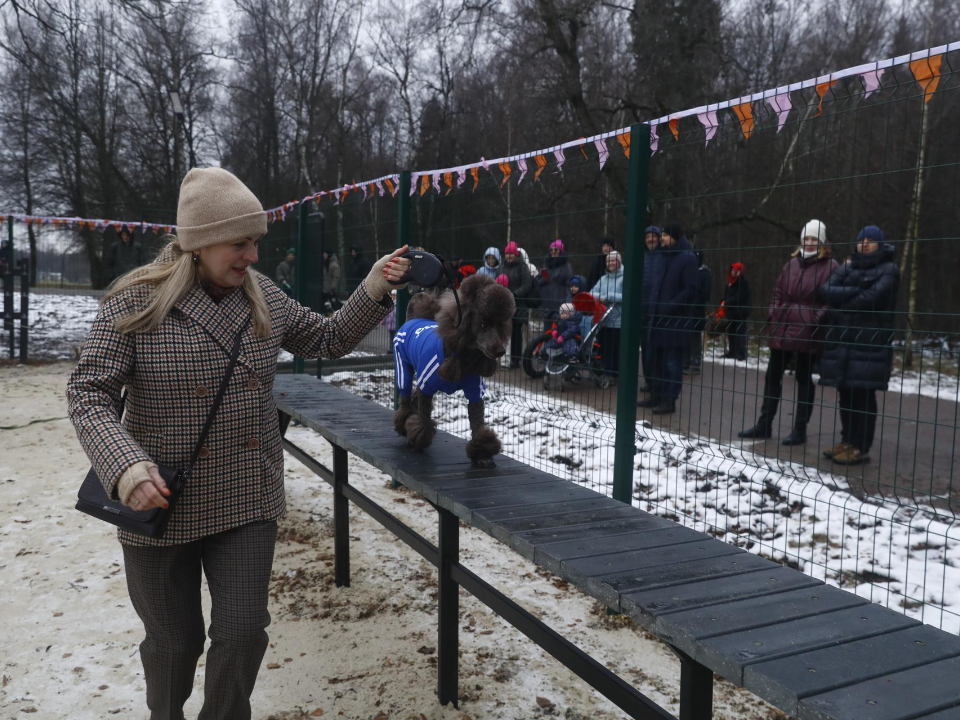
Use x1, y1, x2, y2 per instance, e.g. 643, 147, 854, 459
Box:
67, 167, 410, 720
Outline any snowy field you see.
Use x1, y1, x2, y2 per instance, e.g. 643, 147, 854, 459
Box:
329, 368, 960, 635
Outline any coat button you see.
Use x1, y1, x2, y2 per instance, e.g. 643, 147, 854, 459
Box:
195, 385, 209, 397
246, 438, 260, 450
247, 378, 260, 390
198, 447, 210, 459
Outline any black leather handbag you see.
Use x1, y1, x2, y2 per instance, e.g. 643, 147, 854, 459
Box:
75, 319, 249, 538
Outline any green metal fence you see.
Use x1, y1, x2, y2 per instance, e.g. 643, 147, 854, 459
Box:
282, 45, 960, 635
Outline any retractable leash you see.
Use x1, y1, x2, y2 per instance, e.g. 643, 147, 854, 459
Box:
389, 250, 464, 327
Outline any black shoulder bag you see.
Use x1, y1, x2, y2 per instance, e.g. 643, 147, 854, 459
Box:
75, 319, 250, 538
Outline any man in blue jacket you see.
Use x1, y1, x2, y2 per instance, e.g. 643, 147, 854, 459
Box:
638, 222, 697, 414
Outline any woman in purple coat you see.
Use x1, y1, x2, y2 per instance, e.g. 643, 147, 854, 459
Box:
739, 220, 838, 445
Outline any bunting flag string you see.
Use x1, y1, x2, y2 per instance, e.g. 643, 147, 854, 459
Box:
5, 43, 953, 226
733, 101, 755, 139
594, 139, 609, 169
498, 160, 512, 188
910, 54, 943, 102
814, 81, 837, 117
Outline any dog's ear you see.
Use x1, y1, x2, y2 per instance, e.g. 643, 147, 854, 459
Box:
480, 283, 517, 323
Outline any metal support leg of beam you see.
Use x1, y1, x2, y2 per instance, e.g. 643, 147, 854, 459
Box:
437, 507, 460, 708
677, 648, 713, 720
333, 444, 350, 588
278, 411, 292, 438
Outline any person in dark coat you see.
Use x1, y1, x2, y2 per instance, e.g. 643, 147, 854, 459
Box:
275, 248, 296, 296
722, 262, 751, 360
639, 226, 662, 393
538, 239, 574, 328
818, 226, 900, 465
347, 246, 372, 293
638, 223, 697, 414
586, 236, 616, 289
739, 220, 838, 444
104, 228, 145, 283
683, 250, 712, 375
501, 241, 533, 367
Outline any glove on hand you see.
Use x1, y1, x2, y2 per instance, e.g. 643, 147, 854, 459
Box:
364, 250, 410, 301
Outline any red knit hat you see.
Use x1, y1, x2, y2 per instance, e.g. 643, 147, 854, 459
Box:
496, 274, 509, 287
504, 241, 519, 255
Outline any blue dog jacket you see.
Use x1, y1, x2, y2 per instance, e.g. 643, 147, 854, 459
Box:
393, 319, 486, 402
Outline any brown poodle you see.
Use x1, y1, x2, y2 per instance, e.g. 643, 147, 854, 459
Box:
392, 273, 516, 467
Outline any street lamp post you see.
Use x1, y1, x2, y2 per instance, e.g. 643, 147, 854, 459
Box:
169, 91, 185, 185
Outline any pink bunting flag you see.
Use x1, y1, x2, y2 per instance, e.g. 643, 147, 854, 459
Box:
479, 157, 490, 171
457, 169, 467, 188
432, 173, 441, 194
553, 148, 565, 173
410, 174, 419, 196
375, 180, 384, 197
697, 111, 719, 146
517, 158, 528, 184
594, 139, 610, 170
361, 184, 368, 201
767, 93, 792, 132
650, 125, 659, 155
860, 69, 884, 98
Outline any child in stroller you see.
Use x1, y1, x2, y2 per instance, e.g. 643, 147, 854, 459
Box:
543, 302, 582, 362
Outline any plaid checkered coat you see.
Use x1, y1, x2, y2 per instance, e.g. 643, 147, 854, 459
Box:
67, 264, 390, 547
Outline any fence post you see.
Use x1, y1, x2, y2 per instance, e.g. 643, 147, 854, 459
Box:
18, 260, 28, 362
613, 123, 651, 505
294, 202, 307, 375
394, 171, 411, 411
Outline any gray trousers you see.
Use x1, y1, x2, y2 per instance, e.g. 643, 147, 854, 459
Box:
122, 521, 278, 720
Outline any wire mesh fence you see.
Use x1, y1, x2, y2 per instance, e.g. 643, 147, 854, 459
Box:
3, 44, 957, 634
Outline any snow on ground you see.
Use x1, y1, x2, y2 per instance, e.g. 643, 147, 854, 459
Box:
327, 368, 960, 635
1, 362, 782, 719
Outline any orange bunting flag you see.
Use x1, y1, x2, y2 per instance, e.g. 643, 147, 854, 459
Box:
910, 54, 943, 103
578, 140, 589, 160
443, 172, 453, 195
669, 118, 680, 141
419, 174, 430, 196
814, 81, 837, 117
498, 161, 512, 188
470, 166, 479, 191
733, 102, 754, 139
533, 155, 548, 181
384, 178, 396, 196
616, 132, 631, 158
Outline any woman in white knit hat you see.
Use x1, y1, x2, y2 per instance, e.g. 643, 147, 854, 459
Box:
67, 167, 411, 719
738, 219, 837, 445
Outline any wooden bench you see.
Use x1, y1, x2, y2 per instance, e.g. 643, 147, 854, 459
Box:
274, 374, 960, 720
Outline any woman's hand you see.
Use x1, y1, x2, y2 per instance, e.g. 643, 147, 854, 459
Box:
365, 245, 413, 300
126, 466, 172, 511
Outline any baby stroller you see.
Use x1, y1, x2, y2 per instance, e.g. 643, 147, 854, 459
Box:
522, 293, 614, 391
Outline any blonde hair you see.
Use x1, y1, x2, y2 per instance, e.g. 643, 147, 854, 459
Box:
104, 238, 272, 337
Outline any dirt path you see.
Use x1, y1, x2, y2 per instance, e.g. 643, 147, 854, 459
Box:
0, 361, 783, 720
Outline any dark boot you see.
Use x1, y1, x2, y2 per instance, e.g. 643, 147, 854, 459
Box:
781, 425, 807, 446
637, 397, 660, 408
738, 416, 773, 439
652, 400, 676, 415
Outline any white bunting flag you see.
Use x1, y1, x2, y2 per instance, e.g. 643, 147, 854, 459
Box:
594, 139, 610, 170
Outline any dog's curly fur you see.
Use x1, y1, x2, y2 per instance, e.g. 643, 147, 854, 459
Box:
393, 274, 515, 467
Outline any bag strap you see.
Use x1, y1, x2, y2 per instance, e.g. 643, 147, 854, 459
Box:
187, 317, 252, 472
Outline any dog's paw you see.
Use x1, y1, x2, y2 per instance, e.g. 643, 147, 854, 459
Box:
405, 414, 437, 451
393, 407, 411, 436
466, 426, 501, 467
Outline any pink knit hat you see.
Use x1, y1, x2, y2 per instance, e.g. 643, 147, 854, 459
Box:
504, 241, 519, 255
550, 239, 565, 252
495, 274, 509, 288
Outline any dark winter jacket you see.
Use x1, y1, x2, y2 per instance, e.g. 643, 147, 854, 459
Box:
347, 250, 372, 292
587, 242, 610, 289
722, 277, 751, 322
818, 244, 900, 390
647, 236, 698, 348
323, 254, 341, 296
641, 249, 663, 323
538, 252, 574, 318
105, 239, 144, 281
767, 252, 838, 354
276, 259, 296, 291
501, 256, 533, 321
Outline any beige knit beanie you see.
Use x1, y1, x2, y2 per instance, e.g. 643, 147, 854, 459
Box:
176, 167, 267, 251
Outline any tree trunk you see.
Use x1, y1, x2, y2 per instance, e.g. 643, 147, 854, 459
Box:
903, 98, 932, 368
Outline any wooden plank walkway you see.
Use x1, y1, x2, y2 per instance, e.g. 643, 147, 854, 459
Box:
274, 374, 960, 720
